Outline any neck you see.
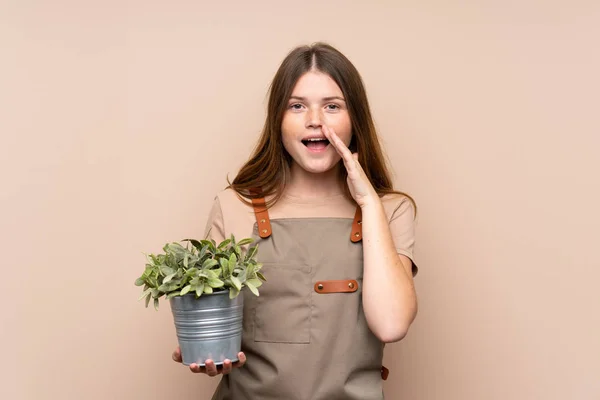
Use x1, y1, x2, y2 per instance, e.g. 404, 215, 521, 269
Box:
284, 162, 344, 199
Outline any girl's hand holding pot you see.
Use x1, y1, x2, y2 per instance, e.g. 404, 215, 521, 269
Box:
172, 346, 247, 376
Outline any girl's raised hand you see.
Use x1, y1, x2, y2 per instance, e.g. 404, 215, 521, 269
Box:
322, 125, 377, 208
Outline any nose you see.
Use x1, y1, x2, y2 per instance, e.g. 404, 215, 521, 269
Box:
305, 107, 323, 130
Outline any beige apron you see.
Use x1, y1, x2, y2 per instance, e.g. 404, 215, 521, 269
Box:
212, 195, 389, 400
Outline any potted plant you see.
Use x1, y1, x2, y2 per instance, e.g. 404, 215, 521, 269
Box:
134, 234, 266, 367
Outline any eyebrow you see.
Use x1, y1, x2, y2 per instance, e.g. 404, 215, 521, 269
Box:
289, 96, 346, 102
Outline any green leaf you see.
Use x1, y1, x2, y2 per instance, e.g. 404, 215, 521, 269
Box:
183, 253, 189, 268
203, 285, 213, 294
180, 285, 192, 296
230, 276, 242, 291
208, 278, 224, 288
134, 277, 145, 286
246, 245, 258, 260
219, 258, 229, 269
246, 281, 259, 296
206, 270, 218, 279
246, 278, 263, 288
218, 238, 232, 249
228, 253, 237, 275
163, 273, 177, 283
144, 293, 152, 307
158, 282, 179, 292
138, 287, 152, 301
219, 258, 230, 277
202, 259, 218, 269
154, 297, 159, 310
148, 276, 158, 288
198, 244, 209, 257
237, 238, 253, 246
256, 272, 267, 281
236, 269, 247, 284
229, 287, 240, 299
196, 282, 205, 297
187, 255, 200, 268
185, 267, 199, 277
167, 291, 181, 299
182, 239, 203, 251
167, 242, 186, 255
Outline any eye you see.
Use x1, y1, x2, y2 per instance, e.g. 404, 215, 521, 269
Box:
289, 103, 304, 110
325, 104, 340, 111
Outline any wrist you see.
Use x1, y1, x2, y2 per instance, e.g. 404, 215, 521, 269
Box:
358, 191, 382, 210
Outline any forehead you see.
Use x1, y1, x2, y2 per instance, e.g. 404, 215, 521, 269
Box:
291, 71, 344, 98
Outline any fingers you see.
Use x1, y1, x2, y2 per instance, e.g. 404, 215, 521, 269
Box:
183, 353, 247, 376
189, 359, 217, 375
322, 126, 342, 153
237, 352, 247, 367
222, 359, 233, 375
323, 126, 356, 168
205, 360, 220, 376
221, 352, 247, 375
189, 362, 204, 373
172, 346, 182, 363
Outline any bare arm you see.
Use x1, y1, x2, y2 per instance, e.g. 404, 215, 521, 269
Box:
361, 198, 417, 343
322, 125, 418, 343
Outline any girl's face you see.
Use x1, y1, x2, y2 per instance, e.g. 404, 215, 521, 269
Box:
281, 71, 352, 175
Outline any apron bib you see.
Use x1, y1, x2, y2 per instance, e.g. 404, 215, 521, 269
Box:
212, 195, 388, 400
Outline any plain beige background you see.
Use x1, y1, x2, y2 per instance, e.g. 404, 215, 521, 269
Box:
1, 0, 599, 399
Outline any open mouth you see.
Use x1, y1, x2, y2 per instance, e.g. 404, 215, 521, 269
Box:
301, 138, 330, 150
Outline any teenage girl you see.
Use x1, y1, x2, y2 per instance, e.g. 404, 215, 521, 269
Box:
172, 42, 418, 400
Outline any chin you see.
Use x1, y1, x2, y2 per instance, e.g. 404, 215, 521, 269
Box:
299, 161, 338, 175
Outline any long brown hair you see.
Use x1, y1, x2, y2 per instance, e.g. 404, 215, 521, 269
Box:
227, 42, 416, 215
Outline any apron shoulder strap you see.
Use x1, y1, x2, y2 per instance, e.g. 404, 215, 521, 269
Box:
249, 188, 272, 238
351, 206, 362, 242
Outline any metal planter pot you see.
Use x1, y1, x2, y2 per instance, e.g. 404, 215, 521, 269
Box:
169, 290, 243, 367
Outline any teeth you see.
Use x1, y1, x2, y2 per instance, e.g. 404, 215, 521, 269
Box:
306, 138, 326, 141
